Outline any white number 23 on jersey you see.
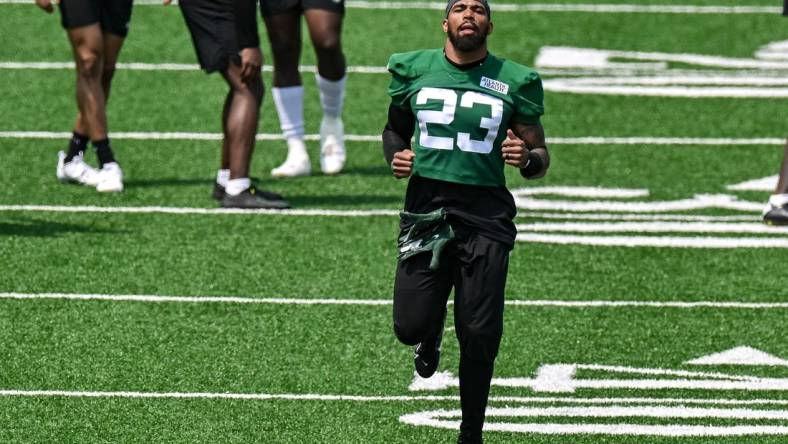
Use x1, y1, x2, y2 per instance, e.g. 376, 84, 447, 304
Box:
415, 87, 504, 154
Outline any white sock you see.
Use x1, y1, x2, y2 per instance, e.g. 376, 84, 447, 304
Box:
216, 169, 230, 187
769, 193, 788, 207
285, 138, 309, 161
316, 74, 346, 119
225, 177, 251, 196
272, 86, 305, 140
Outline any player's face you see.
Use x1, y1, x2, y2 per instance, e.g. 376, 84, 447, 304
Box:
443, 0, 493, 52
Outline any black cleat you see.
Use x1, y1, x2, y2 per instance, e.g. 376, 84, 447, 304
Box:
221, 186, 291, 209
414, 307, 447, 378
763, 202, 788, 226
457, 431, 483, 444
212, 183, 225, 201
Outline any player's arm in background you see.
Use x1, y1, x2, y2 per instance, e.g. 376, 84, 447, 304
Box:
382, 103, 416, 179
501, 121, 549, 180
233, 0, 262, 82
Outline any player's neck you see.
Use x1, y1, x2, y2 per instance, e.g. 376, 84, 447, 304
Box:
444, 42, 488, 66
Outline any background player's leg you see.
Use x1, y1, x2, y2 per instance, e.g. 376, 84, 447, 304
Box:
305, 9, 346, 175
218, 62, 288, 209
264, 11, 311, 178
212, 91, 234, 200
452, 235, 509, 443
56, 24, 106, 188
763, 139, 788, 225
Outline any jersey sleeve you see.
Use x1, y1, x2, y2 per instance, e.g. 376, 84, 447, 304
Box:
387, 51, 424, 109
511, 71, 544, 125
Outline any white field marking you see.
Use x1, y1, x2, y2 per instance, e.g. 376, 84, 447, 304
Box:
517, 233, 788, 248
5, 389, 788, 409
515, 187, 648, 198
516, 221, 788, 234
518, 212, 761, 222
728, 175, 779, 192
0, 61, 387, 74
505, 300, 788, 308
411, 366, 788, 393
1, 0, 780, 14
0, 131, 380, 142
4, 61, 786, 80
1, 131, 783, 146
400, 408, 788, 436
687, 346, 788, 367
0, 205, 399, 217
543, 81, 788, 98
756, 40, 788, 61
536, 46, 788, 71
5, 292, 788, 309
512, 193, 764, 213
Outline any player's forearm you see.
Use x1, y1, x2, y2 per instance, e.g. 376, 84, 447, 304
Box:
382, 103, 415, 165
233, 0, 260, 49
514, 122, 549, 179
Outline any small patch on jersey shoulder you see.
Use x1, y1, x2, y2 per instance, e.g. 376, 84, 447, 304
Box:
480, 76, 509, 95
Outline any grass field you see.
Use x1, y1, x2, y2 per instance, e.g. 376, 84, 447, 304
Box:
1, 1, 788, 442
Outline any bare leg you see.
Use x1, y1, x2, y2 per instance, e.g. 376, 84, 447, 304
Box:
67, 24, 107, 141
220, 91, 233, 170
263, 11, 303, 87
304, 9, 346, 81
220, 62, 264, 180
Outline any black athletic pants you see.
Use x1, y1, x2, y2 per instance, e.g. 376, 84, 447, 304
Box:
393, 231, 509, 439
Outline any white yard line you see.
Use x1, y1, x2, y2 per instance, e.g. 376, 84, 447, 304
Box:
516, 221, 788, 234
1, 0, 780, 14
0, 205, 399, 217
0, 62, 387, 74
0, 131, 783, 145
517, 233, 788, 248
2, 389, 788, 407
518, 212, 761, 222
2, 292, 788, 309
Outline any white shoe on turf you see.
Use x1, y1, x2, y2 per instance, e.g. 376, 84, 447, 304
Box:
319, 116, 345, 175
56, 151, 100, 186
95, 162, 124, 192
271, 139, 311, 178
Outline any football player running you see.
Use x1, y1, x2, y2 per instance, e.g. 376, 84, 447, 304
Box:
383, 1, 549, 442
261, 0, 348, 177
36, 0, 131, 192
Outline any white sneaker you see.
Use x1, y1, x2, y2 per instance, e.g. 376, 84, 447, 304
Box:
95, 162, 124, 192
271, 139, 311, 178
319, 116, 346, 175
56, 151, 100, 186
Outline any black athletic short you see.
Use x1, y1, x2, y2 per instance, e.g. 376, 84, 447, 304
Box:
179, 0, 243, 73
260, 0, 344, 17
58, 0, 133, 38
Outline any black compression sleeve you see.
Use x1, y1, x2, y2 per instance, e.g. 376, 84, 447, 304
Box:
233, 0, 260, 49
382, 104, 415, 164
520, 150, 545, 179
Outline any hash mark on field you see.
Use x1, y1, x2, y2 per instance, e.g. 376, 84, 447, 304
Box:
2, 292, 788, 309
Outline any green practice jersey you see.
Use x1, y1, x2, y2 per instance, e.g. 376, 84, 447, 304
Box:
388, 49, 544, 187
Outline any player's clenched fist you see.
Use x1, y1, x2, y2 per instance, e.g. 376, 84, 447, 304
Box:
501, 129, 528, 168
391, 150, 415, 179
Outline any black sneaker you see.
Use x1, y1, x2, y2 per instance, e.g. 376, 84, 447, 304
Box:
212, 183, 225, 201
221, 186, 290, 209
414, 306, 447, 378
763, 202, 788, 226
